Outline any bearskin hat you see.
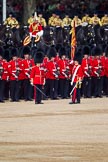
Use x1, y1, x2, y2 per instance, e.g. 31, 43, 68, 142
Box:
105, 45, 108, 57
34, 51, 44, 64
59, 47, 66, 58
65, 44, 71, 59
91, 46, 102, 56
23, 46, 31, 55
11, 48, 19, 57
0, 46, 4, 57
47, 46, 57, 59
74, 49, 83, 65
82, 45, 90, 56
3, 49, 11, 61
21, 46, 31, 58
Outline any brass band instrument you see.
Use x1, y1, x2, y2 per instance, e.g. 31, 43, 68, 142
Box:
23, 35, 40, 46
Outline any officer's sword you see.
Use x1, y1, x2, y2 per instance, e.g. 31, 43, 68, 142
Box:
70, 83, 77, 96
32, 84, 48, 98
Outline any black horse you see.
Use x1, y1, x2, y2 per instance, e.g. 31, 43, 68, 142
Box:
99, 25, 108, 45
0, 24, 7, 46
76, 24, 103, 46
0, 24, 22, 47
62, 26, 71, 45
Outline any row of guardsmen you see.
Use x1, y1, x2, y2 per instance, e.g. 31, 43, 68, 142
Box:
0, 45, 108, 104
3, 12, 108, 29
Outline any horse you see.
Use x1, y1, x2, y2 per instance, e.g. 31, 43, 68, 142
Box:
76, 25, 88, 45
0, 24, 7, 46
88, 24, 103, 45
62, 26, 71, 45
99, 25, 108, 45
0, 24, 22, 48
76, 24, 103, 46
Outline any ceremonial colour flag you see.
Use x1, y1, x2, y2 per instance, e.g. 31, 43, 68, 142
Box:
71, 20, 76, 59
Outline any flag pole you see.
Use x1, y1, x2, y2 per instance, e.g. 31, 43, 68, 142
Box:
3, 0, 6, 22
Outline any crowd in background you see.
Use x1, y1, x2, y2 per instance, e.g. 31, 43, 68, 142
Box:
0, 0, 108, 24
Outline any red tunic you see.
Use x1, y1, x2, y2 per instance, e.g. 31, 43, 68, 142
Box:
71, 64, 83, 83
1, 60, 9, 80
92, 57, 105, 77
46, 61, 59, 80
8, 59, 24, 80
22, 59, 35, 79
0, 60, 9, 80
81, 57, 93, 77
58, 59, 70, 79
29, 22, 43, 37
30, 65, 45, 85
104, 57, 108, 77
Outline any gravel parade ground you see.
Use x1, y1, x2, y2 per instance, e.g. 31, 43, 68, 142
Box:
0, 97, 108, 162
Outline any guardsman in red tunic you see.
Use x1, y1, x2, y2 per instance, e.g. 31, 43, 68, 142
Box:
46, 46, 59, 99
8, 48, 23, 102
58, 47, 70, 99
104, 46, 108, 96
0, 51, 10, 102
30, 51, 45, 104
69, 51, 83, 104
22, 46, 35, 101
0, 47, 9, 103
81, 46, 93, 98
92, 46, 104, 97
3, 49, 11, 101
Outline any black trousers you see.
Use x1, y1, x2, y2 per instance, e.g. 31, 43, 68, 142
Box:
0, 79, 6, 101
104, 76, 108, 96
10, 80, 20, 101
44, 79, 50, 98
92, 76, 103, 97
49, 79, 58, 99
82, 77, 92, 98
35, 84, 42, 103
59, 78, 69, 98
23, 79, 33, 100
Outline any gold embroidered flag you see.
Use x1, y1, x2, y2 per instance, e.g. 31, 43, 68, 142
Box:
71, 20, 76, 59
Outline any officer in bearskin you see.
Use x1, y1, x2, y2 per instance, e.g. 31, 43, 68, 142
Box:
69, 50, 83, 104
92, 46, 104, 97
30, 50, 45, 104
8, 48, 22, 102
81, 45, 93, 98
21, 46, 35, 101
58, 47, 70, 99
46, 46, 59, 99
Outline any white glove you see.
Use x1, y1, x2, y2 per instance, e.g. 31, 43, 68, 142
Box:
29, 33, 32, 38
31, 82, 33, 86
36, 30, 43, 37
71, 82, 73, 86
